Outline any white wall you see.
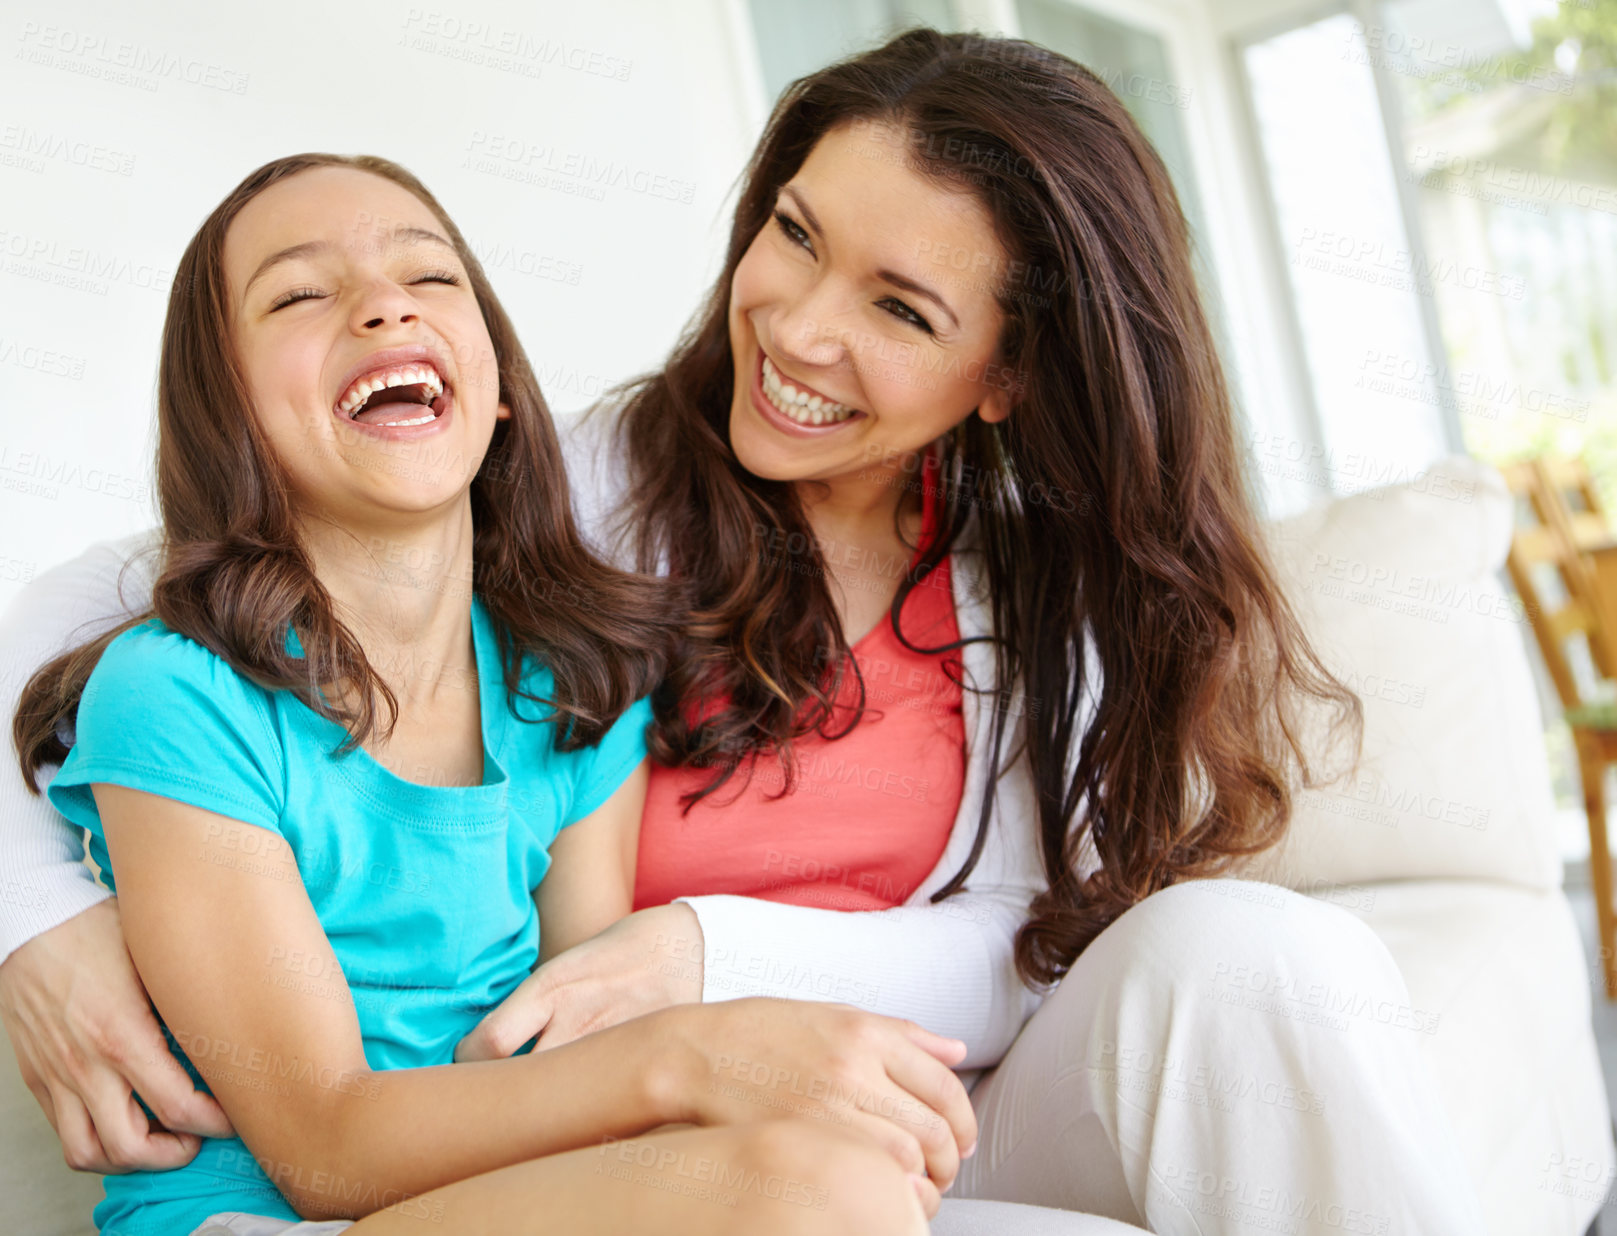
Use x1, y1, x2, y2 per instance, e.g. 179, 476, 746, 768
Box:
0, 0, 761, 609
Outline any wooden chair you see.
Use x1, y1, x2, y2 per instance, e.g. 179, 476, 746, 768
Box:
1504, 456, 1617, 997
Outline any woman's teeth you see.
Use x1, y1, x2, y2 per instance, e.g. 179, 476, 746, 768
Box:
335, 364, 445, 419
762, 355, 853, 426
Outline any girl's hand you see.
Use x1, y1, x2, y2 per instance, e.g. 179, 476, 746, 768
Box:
659, 997, 976, 1216
454, 902, 705, 1061
0, 899, 235, 1173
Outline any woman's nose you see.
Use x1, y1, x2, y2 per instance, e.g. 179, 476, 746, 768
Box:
772, 288, 850, 368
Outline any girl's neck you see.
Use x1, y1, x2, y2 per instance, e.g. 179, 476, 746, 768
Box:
297, 500, 478, 704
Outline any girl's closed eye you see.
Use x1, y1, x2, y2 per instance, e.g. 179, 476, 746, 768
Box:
269, 269, 462, 311
270, 286, 324, 311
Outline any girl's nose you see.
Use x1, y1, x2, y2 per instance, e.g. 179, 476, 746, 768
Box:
350, 278, 420, 332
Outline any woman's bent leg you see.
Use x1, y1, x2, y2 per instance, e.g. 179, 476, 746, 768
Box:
346, 1120, 926, 1236
952, 879, 1485, 1235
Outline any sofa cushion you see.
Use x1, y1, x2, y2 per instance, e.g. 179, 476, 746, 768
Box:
1245, 455, 1564, 891
1326, 878, 1613, 1235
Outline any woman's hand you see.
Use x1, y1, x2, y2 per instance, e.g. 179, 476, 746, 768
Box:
0, 899, 234, 1172
655, 997, 977, 1218
455, 902, 705, 1061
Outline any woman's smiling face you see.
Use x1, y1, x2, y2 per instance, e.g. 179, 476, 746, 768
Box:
222, 166, 509, 524
726, 119, 1015, 487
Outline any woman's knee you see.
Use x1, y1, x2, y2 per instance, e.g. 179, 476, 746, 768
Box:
1070, 878, 1410, 1020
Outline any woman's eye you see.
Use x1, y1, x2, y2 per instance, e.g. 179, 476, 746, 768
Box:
879, 298, 934, 335
773, 210, 813, 253
412, 269, 463, 287
269, 287, 323, 311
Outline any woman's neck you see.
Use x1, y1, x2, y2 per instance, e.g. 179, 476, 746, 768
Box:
794, 453, 927, 644
794, 452, 923, 549
296, 500, 478, 707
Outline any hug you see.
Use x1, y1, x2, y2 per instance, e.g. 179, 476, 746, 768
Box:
0, 28, 1486, 1236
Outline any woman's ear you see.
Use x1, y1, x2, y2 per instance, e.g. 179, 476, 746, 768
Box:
496, 401, 512, 421
978, 384, 1014, 425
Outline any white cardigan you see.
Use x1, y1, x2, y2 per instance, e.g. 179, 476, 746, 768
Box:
0, 412, 1099, 1068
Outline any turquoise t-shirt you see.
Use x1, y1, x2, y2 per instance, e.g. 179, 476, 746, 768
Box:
47, 594, 651, 1236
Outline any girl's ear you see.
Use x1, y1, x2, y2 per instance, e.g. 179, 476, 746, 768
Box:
496, 401, 512, 421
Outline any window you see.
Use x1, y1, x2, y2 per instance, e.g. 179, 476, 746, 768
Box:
1242, 14, 1455, 499
746, 0, 955, 100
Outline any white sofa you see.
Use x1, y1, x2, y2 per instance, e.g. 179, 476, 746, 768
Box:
1242, 454, 1614, 1234
1, 455, 1612, 1234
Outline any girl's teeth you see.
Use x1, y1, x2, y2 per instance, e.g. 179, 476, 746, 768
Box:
336, 363, 446, 416
761, 355, 852, 425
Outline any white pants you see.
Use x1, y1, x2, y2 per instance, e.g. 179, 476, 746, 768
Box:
951, 879, 1488, 1234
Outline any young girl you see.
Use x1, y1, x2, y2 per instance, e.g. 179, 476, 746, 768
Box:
10, 154, 965, 1236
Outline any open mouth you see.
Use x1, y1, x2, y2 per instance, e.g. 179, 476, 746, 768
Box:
333, 362, 451, 428
760, 354, 859, 427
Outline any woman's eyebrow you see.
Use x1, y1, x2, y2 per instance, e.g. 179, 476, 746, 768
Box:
877, 268, 959, 330
780, 184, 960, 330
779, 184, 823, 238
242, 227, 457, 297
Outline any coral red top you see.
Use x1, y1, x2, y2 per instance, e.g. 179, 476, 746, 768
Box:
633, 459, 966, 913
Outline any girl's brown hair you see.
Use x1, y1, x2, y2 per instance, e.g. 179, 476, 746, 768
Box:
16, 153, 668, 782
611, 29, 1361, 987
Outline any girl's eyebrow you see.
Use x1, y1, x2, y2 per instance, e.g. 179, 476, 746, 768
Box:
242, 226, 456, 298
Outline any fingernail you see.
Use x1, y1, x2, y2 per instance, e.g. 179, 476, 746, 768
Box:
910, 1172, 929, 1198
963, 1140, 978, 1159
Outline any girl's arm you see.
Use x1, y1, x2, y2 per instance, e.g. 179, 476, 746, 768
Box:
536, 759, 647, 961
95, 783, 668, 1219
97, 784, 976, 1217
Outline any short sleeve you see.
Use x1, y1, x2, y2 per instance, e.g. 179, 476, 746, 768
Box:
47, 623, 286, 870
561, 695, 652, 828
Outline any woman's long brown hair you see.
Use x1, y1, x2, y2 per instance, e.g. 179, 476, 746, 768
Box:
15, 153, 668, 784
611, 29, 1362, 988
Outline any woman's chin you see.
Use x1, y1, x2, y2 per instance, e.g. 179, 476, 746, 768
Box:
727, 399, 808, 483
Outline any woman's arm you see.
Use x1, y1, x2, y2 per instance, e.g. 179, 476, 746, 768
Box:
0, 529, 234, 1173
536, 760, 647, 962
458, 696, 1052, 1071
0, 531, 158, 962
98, 784, 975, 1217
676, 887, 1041, 1067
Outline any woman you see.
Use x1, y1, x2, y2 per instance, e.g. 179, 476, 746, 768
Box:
1, 29, 1484, 1234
